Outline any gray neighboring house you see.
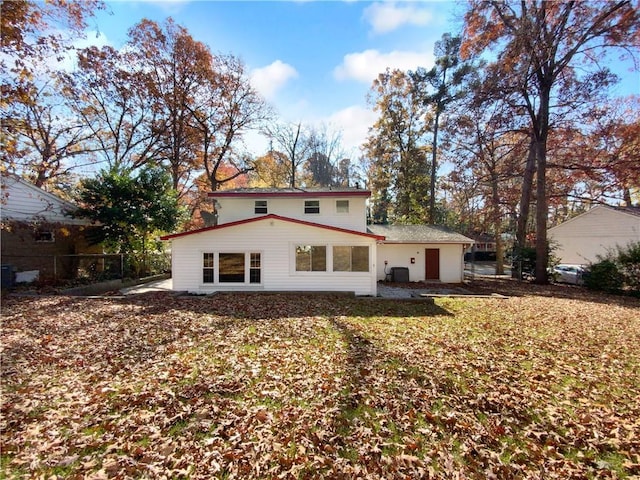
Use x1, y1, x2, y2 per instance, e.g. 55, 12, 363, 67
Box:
548, 205, 640, 265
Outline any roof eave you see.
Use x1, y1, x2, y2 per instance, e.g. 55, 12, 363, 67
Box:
378, 240, 473, 244
161, 213, 384, 241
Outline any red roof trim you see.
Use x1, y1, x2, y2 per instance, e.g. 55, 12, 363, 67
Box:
160, 214, 385, 241
208, 190, 371, 198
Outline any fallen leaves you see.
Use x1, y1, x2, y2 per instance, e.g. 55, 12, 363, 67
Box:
1, 287, 639, 478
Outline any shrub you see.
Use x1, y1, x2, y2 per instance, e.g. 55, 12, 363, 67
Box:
617, 242, 640, 292
586, 242, 640, 295
585, 260, 624, 293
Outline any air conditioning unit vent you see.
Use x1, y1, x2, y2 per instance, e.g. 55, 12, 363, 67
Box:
390, 267, 409, 283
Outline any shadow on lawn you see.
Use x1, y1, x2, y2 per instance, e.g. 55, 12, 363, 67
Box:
117, 291, 453, 320
0, 292, 451, 384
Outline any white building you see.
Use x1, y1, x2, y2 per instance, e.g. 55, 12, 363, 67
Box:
161, 188, 473, 295
549, 205, 640, 265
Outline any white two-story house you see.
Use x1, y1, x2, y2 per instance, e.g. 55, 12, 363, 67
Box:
161, 188, 473, 296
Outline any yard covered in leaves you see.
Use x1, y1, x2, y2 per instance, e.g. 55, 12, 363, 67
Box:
1, 281, 639, 479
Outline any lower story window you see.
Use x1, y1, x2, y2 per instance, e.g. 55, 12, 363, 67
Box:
202, 252, 262, 284
203, 253, 215, 283
295, 245, 326, 271
250, 253, 261, 283
333, 246, 369, 272
219, 253, 245, 283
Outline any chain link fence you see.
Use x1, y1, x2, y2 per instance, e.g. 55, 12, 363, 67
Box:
2, 251, 170, 287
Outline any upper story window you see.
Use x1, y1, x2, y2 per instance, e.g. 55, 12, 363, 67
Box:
304, 200, 320, 214
255, 200, 268, 214
336, 200, 349, 213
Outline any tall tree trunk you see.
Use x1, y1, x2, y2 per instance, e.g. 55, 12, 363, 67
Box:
534, 138, 548, 283
514, 138, 536, 278
534, 88, 550, 285
623, 185, 632, 206
491, 172, 504, 275
429, 110, 440, 224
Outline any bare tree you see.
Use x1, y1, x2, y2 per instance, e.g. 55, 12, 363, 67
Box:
62, 46, 165, 171
303, 124, 345, 187
263, 122, 309, 188
3, 79, 100, 189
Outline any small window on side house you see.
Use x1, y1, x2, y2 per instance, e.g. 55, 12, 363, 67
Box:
35, 230, 54, 242
336, 200, 349, 213
255, 200, 268, 214
304, 200, 320, 214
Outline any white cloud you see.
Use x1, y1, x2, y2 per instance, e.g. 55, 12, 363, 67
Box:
326, 105, 378, 152
363, 2, 434, 34
40, 30, 110, 73
250, 60, 299, 100
334, 49, 432, 84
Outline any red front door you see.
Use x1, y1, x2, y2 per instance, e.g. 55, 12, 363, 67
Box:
425, 248, 440, 280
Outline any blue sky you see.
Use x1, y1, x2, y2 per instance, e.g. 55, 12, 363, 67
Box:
84, 0, 638, 158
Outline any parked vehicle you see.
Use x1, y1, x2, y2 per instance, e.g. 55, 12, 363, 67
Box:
552, 264, 588, 285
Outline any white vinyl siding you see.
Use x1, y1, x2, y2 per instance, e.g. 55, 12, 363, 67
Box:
170, 218, 377, 295
376, 243, 466, 283
1, 175, 91, 225
549, 206, 640, 265
215, 196, 368, 231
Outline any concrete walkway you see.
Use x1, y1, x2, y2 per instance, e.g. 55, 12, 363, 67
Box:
120, 278, 174, 295
121, 279, 471, 298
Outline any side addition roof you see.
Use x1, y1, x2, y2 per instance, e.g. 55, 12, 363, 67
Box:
367, 224, 474, 244
160, 214, 386, 241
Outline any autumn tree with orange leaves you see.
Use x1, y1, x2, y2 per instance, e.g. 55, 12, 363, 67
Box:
127, 18, 213, 197
461, 0, 640, 283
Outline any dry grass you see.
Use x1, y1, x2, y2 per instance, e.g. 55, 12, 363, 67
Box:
1, 280, 639, 479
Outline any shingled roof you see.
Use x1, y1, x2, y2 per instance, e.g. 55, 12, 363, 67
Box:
209, 187, 370, 198
367, 224, 473, 244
